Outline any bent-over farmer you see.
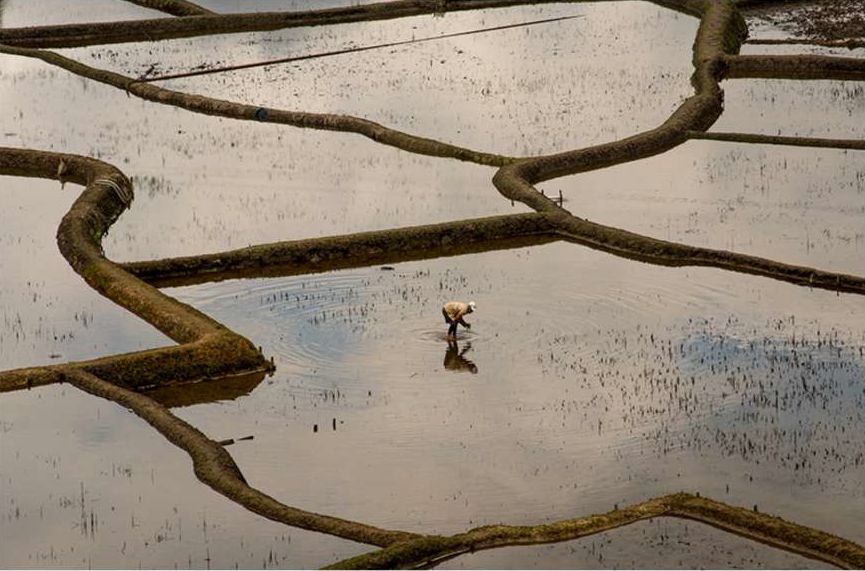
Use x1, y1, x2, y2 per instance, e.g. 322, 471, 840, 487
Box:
442, 300, 475, 339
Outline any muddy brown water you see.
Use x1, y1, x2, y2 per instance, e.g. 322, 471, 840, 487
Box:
1, 1, 864, 569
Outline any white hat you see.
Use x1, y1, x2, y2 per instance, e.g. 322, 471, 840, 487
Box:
468, 301, 476, 311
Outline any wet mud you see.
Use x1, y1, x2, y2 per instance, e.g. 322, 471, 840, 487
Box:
2, 0, 865, 568
742, 0, 865, 43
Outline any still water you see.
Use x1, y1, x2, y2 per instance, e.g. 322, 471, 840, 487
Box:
1, 0, 863, 568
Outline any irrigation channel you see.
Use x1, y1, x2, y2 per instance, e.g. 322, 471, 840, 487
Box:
1, 0, 864, 568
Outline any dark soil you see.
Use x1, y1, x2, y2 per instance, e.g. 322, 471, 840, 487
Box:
747, 0, 865, 41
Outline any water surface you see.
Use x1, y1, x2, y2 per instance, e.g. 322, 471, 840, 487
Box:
1, 1, 863, 568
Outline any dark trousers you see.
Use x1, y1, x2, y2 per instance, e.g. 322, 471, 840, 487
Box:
443, 308, 458, 336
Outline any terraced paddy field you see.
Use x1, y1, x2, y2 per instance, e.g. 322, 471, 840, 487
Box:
1, 0, 864, 568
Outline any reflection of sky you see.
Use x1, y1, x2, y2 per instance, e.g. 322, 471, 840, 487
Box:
676, 327, 865, 474
0, 2, 701, 265
170, 241, 865, 545
3, 0, 865, 566
0, 177, 171, 370
0, 384, 370, 568
64, 2, 698, 157
717, 78, 865, 139
541, 141, 865, 275
0, 0, 164, 27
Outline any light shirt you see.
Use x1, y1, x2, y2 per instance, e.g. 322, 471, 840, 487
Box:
443, 301, 472, 321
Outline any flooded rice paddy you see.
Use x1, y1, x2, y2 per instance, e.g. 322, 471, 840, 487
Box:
1, 0, 864, 568
163, 241, 865, 542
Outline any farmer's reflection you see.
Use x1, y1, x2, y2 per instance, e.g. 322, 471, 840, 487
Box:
444, 339, 478, 374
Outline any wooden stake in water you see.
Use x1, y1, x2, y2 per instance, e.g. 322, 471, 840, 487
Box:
136, 14, 585, 83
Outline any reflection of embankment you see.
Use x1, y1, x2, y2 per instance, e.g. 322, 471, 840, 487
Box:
0, 146, 415, 547
330, 493, 865, 569
2, 3, 861, 298
146, 370, 265, 408
65, 367, 416, 547
122, 213, 559, 287
123, 214, 865, 297
0, 43, 514, 168
2, 0, 865, 568
0, 147, 268, 393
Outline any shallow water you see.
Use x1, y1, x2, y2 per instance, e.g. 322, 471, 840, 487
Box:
0, 383, 372, 568
715, 78, 865, 140
0, 176, 170, 370
1, 0, 864, 569
64, 1, 697, 158
0, 0, 166, 26
725, 16, 865, 140
165, 242, 865, 545
539, 141, 865, 274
